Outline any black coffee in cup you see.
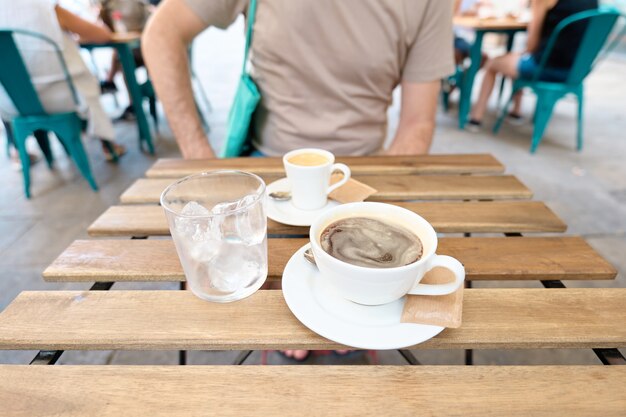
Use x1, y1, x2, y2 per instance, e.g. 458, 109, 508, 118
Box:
320, 217, 423, 268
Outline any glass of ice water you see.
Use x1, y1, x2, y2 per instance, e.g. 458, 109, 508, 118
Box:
161, 171, 267, 303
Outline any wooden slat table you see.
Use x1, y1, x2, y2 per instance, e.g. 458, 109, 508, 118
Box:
87, 201, 567, 237
1, 289, 625, 351
146, 154, 505, 177
120, 175, 532, 203
2, 366, 625, 417
43, 237, 616, 282
0, 154, 623, 416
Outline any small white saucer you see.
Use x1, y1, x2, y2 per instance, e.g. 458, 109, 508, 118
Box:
266, 178, 339, 227
282, 244, 445, 350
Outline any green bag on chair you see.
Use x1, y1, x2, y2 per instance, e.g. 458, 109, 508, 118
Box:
221, 0, 260, 158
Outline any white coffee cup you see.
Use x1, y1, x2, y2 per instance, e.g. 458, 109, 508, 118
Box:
310, 202, 465, 306
283, 148, 351, 211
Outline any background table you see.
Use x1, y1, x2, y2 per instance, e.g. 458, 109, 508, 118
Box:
0, 154, 624, 416
454, 17, 528, 129
81, 33, 155, 154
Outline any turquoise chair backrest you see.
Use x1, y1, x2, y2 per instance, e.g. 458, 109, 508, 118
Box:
0, 29, 79, 116
533, 7, 621, 85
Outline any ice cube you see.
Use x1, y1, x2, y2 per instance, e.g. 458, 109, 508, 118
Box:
189, 239, 220, 263
206, 239, 266, 293
181, 201, 210, 216
175, 201, 211, 238
210, 196, 257, 243
211, 199, 240, 215
235, 194, 266, 246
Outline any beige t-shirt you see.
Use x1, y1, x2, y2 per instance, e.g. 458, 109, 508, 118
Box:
186, 0, 454, 156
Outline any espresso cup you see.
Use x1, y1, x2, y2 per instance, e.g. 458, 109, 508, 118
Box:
310, 202, 465, 306
283, 148, 351, 210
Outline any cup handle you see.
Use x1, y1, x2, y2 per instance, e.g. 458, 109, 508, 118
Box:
407, 255, 465, 296
326, 163, 351, 195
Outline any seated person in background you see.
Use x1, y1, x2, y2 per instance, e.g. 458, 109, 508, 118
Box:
0, 0, 126, 161
143, 0, 455, 159
453, 0, 483, 65
99, 0, 153, 121
445, 0, 488, 96
467, 0, 598, 131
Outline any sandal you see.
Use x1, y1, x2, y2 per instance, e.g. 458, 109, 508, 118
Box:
101, 140, 127, 163
9, 149, 39, 171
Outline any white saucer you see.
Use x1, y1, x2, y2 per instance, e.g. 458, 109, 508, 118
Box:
266, 178, 339, 227
282, 244, 445, 350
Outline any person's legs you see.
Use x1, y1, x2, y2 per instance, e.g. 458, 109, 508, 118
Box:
100, 52, 120, 94
469, 52, 522, 123
511, 91, 523, 116
454, 36, 471, 65
106, 51, 121, 83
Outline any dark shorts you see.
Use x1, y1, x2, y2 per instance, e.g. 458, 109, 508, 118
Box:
518, 53, 569, 82
454, 36, 471, 56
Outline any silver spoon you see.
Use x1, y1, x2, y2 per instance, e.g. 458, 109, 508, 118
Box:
268, 191, 291, 201
303, 248, 316, 266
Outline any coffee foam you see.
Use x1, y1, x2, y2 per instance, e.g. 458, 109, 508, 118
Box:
320, 217, 423, 268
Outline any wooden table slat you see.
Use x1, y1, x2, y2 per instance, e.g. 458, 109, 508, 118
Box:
121, 175, 533, 204
146, 154, 505, 177
453, 16, 528, 30
1, 289, 624, 350
1, 365, 624, 417
87, 201, 567, 237
43, 237, 617, 283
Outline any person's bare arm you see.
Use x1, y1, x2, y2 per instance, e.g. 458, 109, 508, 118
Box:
55, 6, 112, 43
454, 0, 462, 15
525, 0, 554, 53
385, 80, 440, 155
142, 0, 213, 158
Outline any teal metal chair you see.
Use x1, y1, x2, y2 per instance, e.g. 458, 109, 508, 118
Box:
0, 29, 98, 198
493, 7, 622, 153
441, 65, 464, 113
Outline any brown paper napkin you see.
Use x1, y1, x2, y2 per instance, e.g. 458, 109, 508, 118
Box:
400, 267, 464, 328
328, 173, 377, 203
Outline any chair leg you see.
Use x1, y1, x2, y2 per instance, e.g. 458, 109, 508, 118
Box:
57, 136, 71, 156
493, 90, 516, 135
54, 123, 98, 192
496, 75, 507, 110
149, 97, 158, 132
34, 130, 54, 169
71, 136, 98, 192
530, 92, 561, 154
3, 119, 16, 157
576, 89, 584, 151
442, 89, 451, 113
12, 125, 32, 198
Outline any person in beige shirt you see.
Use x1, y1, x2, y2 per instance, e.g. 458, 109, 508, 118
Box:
143, 0, 454, 158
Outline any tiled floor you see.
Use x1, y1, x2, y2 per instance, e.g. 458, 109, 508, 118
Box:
1, 21, 625, 365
